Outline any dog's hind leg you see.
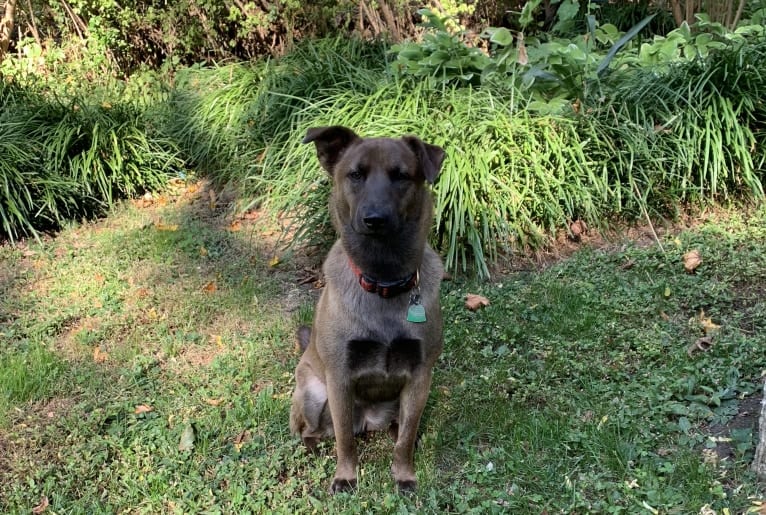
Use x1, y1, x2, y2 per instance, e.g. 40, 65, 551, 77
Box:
290, 366, 333, 451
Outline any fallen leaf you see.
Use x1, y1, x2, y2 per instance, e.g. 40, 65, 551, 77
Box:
465, 293, 490, 311
233, 429, 251, 451
134, 404, 154, 414
202, 281, 217, 293
687, 335, 714, 357
93, 346, 109, 363
205, 398, 224, 407
32, 495, 49, 514
179, 423, 195, 452
516, 32, 528, 65
199, 246, 208, 257
620, 259, 635, 270
94, 272, 105, 284
211, 334, 224, 348
663, 285, 671, 298
208, 189, 217, 210
698, 310, 721, 335
683, 249, 702, 273
569, 219, 587, 238
228, 220, 242, 232
269, 256, 280, 268
156, 222, 179, 232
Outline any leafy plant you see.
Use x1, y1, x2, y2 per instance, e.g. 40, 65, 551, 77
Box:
390, 9, 489, 87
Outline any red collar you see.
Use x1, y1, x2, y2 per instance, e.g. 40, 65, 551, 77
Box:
348, 257, 418, 298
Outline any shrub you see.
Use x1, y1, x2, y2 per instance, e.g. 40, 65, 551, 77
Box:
0, 81, 182, 240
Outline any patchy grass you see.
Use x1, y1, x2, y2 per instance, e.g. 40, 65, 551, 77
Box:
1, 188, 764, 513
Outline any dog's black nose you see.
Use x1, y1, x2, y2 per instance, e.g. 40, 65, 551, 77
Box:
363, 215, 386, 230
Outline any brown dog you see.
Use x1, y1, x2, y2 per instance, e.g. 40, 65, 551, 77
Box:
289, 126, 445, 494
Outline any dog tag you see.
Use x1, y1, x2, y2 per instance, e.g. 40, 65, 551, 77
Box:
407, 295, 426, 323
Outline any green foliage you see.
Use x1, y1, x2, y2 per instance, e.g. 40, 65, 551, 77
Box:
0, 80, 182, 240
390, 9, 489, 87
9, 0, 359, 72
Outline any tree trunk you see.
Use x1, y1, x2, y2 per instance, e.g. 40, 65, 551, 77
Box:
753, 381, 766, 478
1, 0, 18, 60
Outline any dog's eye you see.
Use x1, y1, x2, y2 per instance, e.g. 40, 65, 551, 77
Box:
390, 168, 410, 181
348, 169, 364, 181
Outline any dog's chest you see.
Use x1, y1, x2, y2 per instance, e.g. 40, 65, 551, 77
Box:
346, 338, 422, 402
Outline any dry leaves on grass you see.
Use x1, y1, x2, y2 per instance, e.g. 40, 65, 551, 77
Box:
155, 222, 179, 232
134, 404, 154, 414
687, 335, 714, 357
683, 249, 702, 273
465, 293, 490, 311
32, 496, 49, 514
92, 346, 109, 363
179, 424, 195, 452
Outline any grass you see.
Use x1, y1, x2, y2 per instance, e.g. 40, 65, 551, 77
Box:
0, 81, 183, 242
1, 184, 764, 512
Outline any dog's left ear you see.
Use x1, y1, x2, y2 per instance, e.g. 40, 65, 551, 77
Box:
404, 136, 445, 184
303, 126, 360, 176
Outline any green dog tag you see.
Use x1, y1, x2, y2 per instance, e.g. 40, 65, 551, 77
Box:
407, 295, 427, 323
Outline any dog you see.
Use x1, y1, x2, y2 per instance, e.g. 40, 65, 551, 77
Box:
289, 126, 445, 494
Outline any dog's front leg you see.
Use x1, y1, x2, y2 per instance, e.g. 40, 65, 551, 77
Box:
326, 376, 358, 493
392, 369, 433, 492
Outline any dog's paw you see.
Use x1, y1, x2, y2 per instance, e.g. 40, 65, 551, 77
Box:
396, 480, 417, 494
301, 436, 320, 454
329, 478, 357, 494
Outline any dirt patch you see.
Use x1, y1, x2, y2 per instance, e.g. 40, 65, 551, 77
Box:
704, 387, 764, 463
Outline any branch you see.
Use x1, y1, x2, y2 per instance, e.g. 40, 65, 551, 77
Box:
1, 0, 18, 59
731, 0, 746, 29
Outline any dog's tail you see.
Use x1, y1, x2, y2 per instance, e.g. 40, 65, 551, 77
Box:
296, 325, 311, 354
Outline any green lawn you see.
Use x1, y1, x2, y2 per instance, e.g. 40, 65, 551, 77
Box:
1, 183, 764, 513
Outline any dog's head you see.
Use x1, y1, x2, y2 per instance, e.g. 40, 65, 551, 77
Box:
303, 126, 445, 237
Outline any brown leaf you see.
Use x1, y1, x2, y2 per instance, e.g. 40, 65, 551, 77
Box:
134, 287, 150, 299
93, 346, 109, 363
32, 495, 49, 514
202, 281, 217, 293
698, 310, 721, 335
465, 293, 490, 311
208, 189, 217, 210
228, 220, 242, 232
155, 222, 179, 232
134, 404, 154, 414
683, 249, 702, 273
620, 259, 635, 270
687, 335, 714, 357
233, 429, 251, 451
516, 32, 528, 65
205, 398, 224, 407
569, 219, 587, 237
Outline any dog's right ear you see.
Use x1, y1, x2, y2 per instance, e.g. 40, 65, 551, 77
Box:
303, 126, 360, 175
